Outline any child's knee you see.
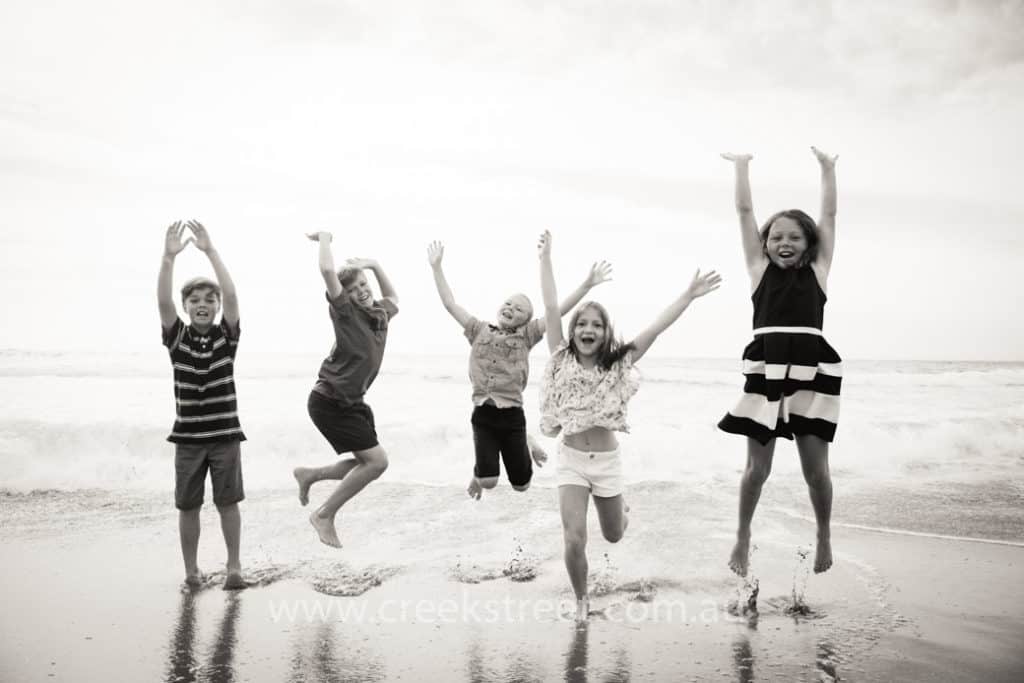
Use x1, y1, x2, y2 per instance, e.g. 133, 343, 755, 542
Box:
512, 483, 530, 492
366, 451, 389, 477
479, 477, 499, 489
802, 466, 831, 489
563, 529, 587, 554
745, 462, 772, 485
602, 527, 624, 544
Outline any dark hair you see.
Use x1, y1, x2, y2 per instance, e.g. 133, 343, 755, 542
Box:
759, 209, 819, 266
337, 267, 363, 289
566, 301, 635, 371
180, 277, 221, 305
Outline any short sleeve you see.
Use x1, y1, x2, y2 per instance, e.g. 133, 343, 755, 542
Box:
327, 291, 353, 320
379, 298, 399, 320
161, 317, 185, 349
523, 318, 545, 348
221, 318, 241, 343
463, 316, 485, 344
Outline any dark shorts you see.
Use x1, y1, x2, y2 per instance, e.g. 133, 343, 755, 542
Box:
308, 390, 379, 454
174, 440, 244, 510
471, 403, 532, 487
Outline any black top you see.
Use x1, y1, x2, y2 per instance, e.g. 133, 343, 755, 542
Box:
751, 262, 826, 330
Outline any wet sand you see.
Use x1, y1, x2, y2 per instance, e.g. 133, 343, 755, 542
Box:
1, 486, 1021, 682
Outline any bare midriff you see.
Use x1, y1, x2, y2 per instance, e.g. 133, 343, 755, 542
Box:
562, 425, 619, 453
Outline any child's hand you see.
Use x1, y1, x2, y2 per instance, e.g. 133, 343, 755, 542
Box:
427, 241, 444, 267
306, 231, 332, 242
720, 152, 753, 163
811, 146, 838, 168
187, 220, 214, 252
345, 257, 377, 270
585, 261, 613, 288
164, 220, 192, 256
685, 269, 722, 299
537, 230, 552, 258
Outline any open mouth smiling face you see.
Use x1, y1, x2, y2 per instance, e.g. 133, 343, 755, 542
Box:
573, 307, 606, 357
497, 294, 531, 330
766, 217, 808, 268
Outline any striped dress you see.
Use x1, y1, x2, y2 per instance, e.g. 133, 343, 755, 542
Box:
163, 318, 246, 444
718, 263, 841, 445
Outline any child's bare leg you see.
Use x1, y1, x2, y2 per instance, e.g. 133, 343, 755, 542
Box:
559, 485, 591, 621
217, 503, 246, 589
293, 459, 359, 506
796, 435, 833, 573
730, 438, 776, 577
310, 446, 389, 548
179, 507, 202, 585
593, 494, 628, 543
467, 475, 499, 500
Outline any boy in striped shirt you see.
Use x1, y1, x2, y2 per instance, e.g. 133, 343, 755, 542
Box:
158, 220, 246, 590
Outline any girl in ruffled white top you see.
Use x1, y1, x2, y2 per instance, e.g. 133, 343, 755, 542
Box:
538, 230, 721, 622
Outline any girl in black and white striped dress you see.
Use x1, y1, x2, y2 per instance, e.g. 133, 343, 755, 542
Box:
717, 147, 841, 578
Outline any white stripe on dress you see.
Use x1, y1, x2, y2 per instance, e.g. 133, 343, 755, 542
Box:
730, 391, 840, 428
742, 360, 843, 380
752, 326, 823, 336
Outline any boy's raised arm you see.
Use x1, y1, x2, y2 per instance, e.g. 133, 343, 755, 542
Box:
630, 269, 722, 363
306, 232, 344, 300
538, 230, 563, 353
188, 220, 239, 330
158, 221, 190, 329
427, 241, 472, 328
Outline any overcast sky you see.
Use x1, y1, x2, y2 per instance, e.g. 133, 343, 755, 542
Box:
2, 0, 1022, 360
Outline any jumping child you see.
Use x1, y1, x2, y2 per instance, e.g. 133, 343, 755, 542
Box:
717, 147, 841, 577
538, 230, 720, 621
293, 231, 399, 548
427, 240, 612, 500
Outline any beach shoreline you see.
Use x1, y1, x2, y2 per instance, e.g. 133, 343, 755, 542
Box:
1, 486, 1021, 681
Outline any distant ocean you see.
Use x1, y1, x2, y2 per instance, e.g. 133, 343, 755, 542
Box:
2, 349, 1022, 543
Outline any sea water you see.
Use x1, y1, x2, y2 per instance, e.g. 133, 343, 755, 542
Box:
2, 349, 1021, 542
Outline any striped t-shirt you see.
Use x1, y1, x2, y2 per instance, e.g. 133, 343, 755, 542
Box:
162, 317, 246, 444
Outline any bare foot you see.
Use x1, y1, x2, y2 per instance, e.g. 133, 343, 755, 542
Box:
467, 477, 483, 500
184, 569, 204, 589
223, 571, 248, 590
309, 510, 342, 548
575, 596, 590, 623
729, 534, 750, 577
814, 536, 833, 573
293, 467, 315, 506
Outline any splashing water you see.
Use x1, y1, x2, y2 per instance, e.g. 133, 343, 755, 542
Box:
784, 547, 814, 617
310, 563, 401, 597
589, 553, 620, 597
502, 539, 540, 582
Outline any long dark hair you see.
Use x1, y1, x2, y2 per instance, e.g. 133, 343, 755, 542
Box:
759, 209, 819, 267
566, 301, 635, 371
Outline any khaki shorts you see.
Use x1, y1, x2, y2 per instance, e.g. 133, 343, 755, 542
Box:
174, 440, 244, 510
555, 442, 623, 498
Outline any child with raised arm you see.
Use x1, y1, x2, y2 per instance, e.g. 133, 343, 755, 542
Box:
157, 220, 247, 590
293, 232, 399, 548
538, 230, 720, 621
717, 147, 841, 577
427, 240, 612, 501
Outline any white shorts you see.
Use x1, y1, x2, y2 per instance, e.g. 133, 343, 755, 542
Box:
555, 443, 623, 498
